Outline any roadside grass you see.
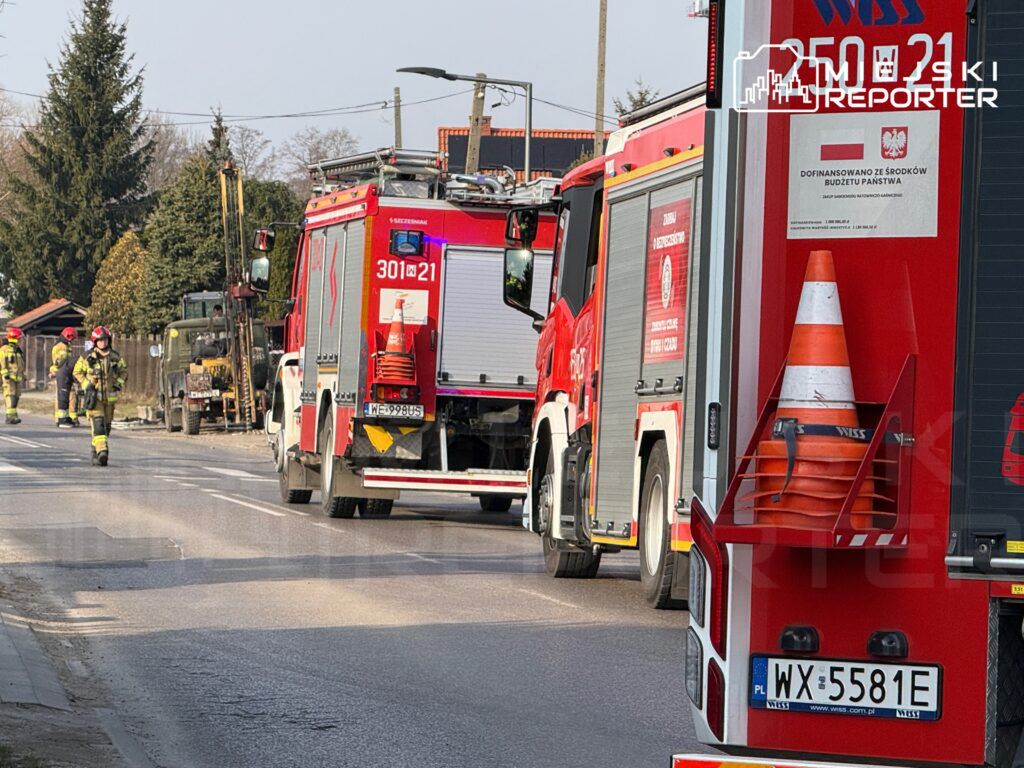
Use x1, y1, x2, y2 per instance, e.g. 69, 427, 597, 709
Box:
15, 390, 157, 419
0, 745, 47, 768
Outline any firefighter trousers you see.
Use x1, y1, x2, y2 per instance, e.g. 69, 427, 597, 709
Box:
55, 365, 78, 420
2, 379, 19, 419
87, 402, 115, 454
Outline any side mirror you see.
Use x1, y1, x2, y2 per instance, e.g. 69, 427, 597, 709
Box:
505, 207, 539, 248
503, 247, 543, 321
252, 227, 276, 252
148, 344, 162, 358
249, 256, 271, 293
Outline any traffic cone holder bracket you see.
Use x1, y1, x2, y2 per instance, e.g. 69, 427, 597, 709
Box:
712, 354, 916, 550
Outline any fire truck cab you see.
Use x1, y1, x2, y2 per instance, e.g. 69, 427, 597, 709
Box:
677, 1, 1024, 767
267, 148, 555, 517
504, 89, 706, 606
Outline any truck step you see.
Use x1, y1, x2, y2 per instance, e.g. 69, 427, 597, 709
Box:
360, 468, 527, 495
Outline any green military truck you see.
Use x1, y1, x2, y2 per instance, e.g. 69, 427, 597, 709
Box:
156, 317, 269, 434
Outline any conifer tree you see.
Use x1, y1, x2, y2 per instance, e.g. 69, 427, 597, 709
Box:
0, 0, 152, 313
138, 153, 223, 332
86, 230, 148, 334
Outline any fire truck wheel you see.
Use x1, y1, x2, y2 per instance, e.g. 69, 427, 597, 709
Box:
358, 498, 393, 518
540, 450, 601, 578
639, 439, 675, 608
184, 410, 201, 435
319, 419, 358, 518
279, 461, 312, 505
479, 495, 513, 513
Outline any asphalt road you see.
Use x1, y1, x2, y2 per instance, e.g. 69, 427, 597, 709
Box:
0, 414, 703, 768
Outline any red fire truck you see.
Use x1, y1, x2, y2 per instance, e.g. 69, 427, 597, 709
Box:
264, 149, 555, 517
677, 1, 1019, 767
501, 88, 706, 606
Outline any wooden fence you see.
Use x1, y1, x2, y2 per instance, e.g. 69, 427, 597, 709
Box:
21, 334, 161, 399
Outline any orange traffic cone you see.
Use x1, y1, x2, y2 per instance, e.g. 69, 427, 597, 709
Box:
376, 298, 416, 382
749, 250, 878, 530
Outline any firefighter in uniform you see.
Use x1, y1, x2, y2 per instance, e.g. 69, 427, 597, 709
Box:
73, 326, 126, 466
0, 327, 25, 425
50, 326, 80, 428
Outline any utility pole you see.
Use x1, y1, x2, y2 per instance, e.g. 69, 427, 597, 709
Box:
465, 72, 487, 174
594, 0, 608, 156
393, 87, 403, 148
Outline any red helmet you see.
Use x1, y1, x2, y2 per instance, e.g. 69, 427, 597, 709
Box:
5, 327, 22, 341
90, 325, 112, 343
61, 327, 77, 342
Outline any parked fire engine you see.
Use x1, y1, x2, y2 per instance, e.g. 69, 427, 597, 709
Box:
264, 148, 555, 517
676, 1, 1019, 767
502, 88, 706, 606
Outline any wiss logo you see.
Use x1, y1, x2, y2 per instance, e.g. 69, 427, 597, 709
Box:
811, 0, 925, 26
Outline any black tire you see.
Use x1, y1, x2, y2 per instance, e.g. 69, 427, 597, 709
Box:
165, 406, 182, 433
279, 464, 312, 505
538, 447, 601, 579
638, 439, 679, 608
183, 410, 201, 435
320, 418, 357, 518
358, 498, 393, 519
479, 495, 513, 513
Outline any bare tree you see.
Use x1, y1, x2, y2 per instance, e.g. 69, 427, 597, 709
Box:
231, 125, 276, 180
145, 113, 198, 193
0, 93, 31, 222
281, 126, 358, 196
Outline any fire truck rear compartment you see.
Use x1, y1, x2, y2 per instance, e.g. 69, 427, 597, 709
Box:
438, 245, 552, 389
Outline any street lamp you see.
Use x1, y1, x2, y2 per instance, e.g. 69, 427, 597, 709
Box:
398, 66, 534, 183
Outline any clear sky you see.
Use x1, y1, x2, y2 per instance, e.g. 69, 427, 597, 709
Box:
0, 1, 708, 152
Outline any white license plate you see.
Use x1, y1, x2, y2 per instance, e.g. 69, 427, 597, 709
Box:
188, 390, 216, 399
364, 402, 424, 419
750, 656, 941, 721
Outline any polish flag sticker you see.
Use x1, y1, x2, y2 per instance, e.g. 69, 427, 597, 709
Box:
819, 128, 866, 161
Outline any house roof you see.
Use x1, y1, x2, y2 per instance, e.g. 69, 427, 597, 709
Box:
6, 299, 86, 331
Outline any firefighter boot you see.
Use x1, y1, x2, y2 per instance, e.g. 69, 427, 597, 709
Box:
90, 414, 108, 465
57, 417, 74, 429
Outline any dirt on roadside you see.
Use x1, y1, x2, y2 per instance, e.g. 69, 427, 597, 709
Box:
0, 578, 127, 768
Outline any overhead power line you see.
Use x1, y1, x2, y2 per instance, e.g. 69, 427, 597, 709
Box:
0, 86, 475, 128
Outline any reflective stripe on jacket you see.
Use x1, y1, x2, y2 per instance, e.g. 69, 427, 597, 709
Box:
0, 342, 25, 382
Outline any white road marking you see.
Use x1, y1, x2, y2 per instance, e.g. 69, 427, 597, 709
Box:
207, 467, 265, 479
154, 474, 185, 479
0, 460, 27, 473
0, 434, 49, 449
206, 493, 286, 517
311, 522, 343, 533
516, 588, 581, 610
405, 552, 444, 565
176, 482, 199, 488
